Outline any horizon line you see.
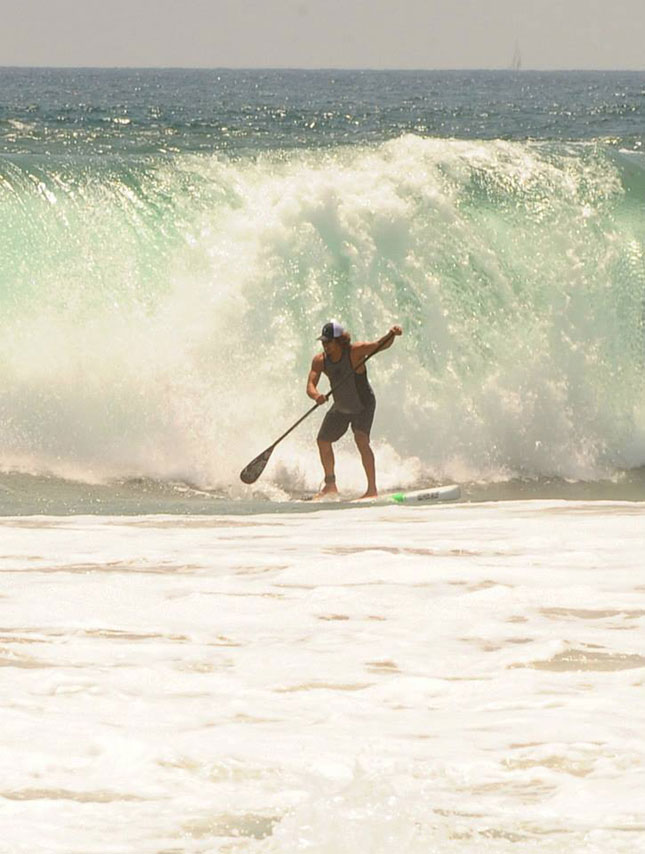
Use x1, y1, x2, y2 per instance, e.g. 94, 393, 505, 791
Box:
1, 64, 645, 73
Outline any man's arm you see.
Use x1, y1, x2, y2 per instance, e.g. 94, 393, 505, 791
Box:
306, 353, 327, 404
350, 325, 403, 365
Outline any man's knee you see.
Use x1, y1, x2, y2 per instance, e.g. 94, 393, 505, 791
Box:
353, 430, 371, 449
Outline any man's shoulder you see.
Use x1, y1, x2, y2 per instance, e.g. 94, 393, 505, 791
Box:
349, 341, 370, 358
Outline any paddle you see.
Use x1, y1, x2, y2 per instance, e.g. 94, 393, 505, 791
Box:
240, 330, 396, 484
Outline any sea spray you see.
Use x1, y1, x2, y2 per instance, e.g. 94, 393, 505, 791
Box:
1, 136, 644, 489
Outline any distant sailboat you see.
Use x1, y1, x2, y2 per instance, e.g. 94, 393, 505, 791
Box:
510, 42, 522, 71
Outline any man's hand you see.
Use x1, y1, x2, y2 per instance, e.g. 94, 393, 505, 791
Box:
315, 393, 327, 405
390, 325, 403, 336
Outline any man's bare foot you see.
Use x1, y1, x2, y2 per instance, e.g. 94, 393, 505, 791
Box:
312, 484, 339, 501
357, 490, 378, 500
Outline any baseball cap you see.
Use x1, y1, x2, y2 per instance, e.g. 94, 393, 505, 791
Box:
317, 320, 344, 342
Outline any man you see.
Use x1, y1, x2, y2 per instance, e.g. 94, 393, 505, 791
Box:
306, 320, 403, 499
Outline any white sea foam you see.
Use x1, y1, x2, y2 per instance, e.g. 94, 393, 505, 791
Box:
1, 138, 645, 489
1, 501, 643, 852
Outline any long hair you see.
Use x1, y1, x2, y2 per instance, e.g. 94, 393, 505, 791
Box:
337, 331, 352, 348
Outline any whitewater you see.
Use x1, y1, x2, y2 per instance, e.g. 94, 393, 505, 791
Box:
2, 502, 644, 853
2, 133, 645, 493
1, 69, 644, 852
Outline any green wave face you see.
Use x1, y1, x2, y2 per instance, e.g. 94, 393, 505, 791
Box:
1, 137, 644, 485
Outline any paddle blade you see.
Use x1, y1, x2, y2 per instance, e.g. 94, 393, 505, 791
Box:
240, 445, 274, 484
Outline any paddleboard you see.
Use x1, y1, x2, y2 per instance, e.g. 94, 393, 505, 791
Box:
308, 483, 461, 507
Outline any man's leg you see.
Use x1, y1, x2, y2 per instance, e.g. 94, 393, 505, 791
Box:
354, 430, 377, 497
316, 410, 348, 496
316, 439, 338, 495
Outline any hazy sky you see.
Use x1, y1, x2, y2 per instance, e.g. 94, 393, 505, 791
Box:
2, 0, 644, 70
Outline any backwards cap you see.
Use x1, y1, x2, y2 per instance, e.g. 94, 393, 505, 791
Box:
317, 320, 344, 342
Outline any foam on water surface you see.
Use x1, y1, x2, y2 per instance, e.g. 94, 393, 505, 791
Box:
1, 501, 643, 852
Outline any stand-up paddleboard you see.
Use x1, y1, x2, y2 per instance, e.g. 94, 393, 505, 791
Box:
308, 483, 461, 507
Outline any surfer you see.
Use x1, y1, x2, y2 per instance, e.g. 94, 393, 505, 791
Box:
307, 321, 403, 499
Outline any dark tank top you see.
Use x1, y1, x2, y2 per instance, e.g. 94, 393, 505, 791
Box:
323, 347, 375, 414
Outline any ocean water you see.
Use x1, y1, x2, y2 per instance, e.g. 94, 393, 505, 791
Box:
1, 69, 645, 852
1, 69, 645, 503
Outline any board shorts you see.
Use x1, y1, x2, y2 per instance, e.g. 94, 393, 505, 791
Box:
317, 398, 376, 443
